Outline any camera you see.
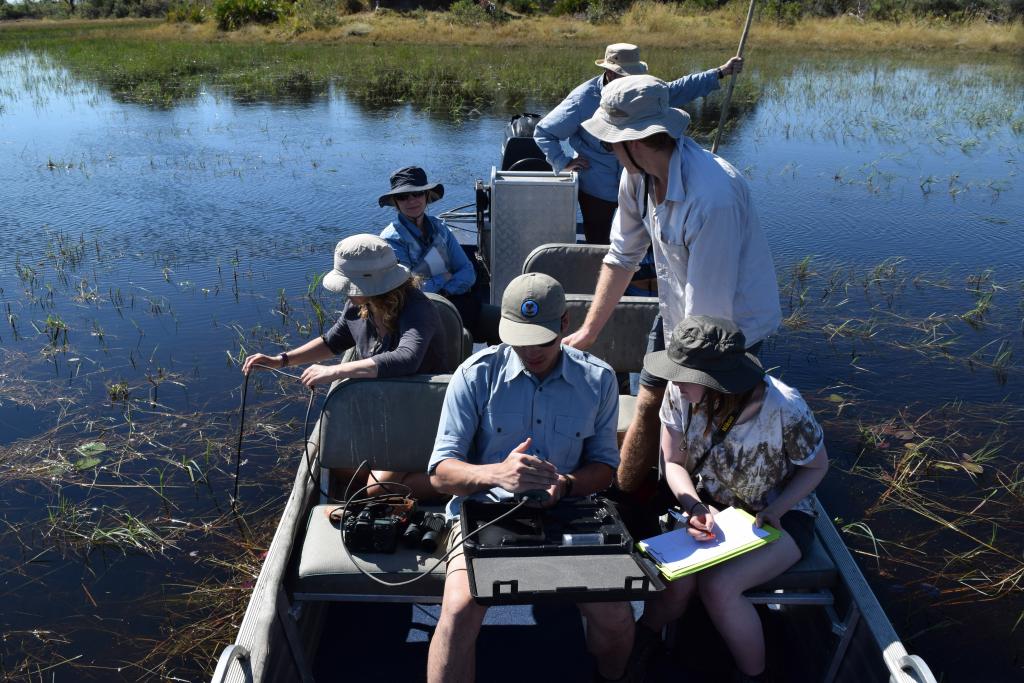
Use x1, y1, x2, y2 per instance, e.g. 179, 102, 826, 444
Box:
342, 501, 410, 553
402, 511, 448, 552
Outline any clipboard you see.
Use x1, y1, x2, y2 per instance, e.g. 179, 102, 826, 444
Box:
637, 507, 781, 580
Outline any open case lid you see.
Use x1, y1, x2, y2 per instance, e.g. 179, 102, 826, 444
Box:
460, 497, 666, 605
467, 552, 664, 605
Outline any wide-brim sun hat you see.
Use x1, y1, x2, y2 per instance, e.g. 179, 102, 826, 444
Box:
377, 166, 445, 208
643, 316, 765, 394
581, 75, 690, 144
322, 234, 410, 297
595, 43, 648, 77
498, 273, 566, 346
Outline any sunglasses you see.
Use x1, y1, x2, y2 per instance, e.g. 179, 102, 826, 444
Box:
394, 190, 427, 201
515, 336, 560, 350
600, 141, 614, 152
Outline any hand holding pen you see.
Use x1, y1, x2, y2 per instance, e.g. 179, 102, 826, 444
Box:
686, 501, 716, 541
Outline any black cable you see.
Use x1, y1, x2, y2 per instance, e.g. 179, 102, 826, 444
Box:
234, 364, 539, 588
335, 483, 531, 588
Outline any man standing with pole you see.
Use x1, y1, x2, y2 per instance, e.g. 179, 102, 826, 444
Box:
564, 74, 781, 538
534, 43, 743, 245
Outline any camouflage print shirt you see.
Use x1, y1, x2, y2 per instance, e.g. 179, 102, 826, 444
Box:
659, 376, 824, 516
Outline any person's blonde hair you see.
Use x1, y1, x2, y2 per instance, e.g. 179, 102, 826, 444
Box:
359, 276, 422, 336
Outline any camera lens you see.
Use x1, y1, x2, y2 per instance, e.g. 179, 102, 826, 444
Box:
420, 530, 439, 553
403, 523, 424, 548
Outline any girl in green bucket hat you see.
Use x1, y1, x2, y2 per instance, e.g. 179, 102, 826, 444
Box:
634, 315, 829, 683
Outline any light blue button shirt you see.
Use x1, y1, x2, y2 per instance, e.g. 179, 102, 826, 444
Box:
428, 344, 620, 517
534, 69, 721, 202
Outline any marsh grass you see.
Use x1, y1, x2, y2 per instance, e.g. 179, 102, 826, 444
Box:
778, 255, 1022, 381
123, 508, 281, 677
840, 403, 1024, 604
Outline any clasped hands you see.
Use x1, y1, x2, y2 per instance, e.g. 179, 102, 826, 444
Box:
493, 437, 565, 507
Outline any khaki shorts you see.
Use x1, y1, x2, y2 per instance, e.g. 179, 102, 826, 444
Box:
444, 518, 467, 575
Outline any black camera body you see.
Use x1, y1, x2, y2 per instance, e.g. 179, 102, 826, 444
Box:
342, 501, 410, 554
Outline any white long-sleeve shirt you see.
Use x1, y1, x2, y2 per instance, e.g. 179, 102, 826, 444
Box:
603, 137, 782, 345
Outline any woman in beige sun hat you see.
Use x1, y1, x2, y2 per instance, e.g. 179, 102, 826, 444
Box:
242, 234, 449, 498
243, 233, 447, 386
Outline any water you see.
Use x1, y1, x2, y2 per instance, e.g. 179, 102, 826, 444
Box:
0, 44, 1022, 680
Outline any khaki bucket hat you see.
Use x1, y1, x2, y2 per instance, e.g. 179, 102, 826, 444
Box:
581, 75, 691, 144
595, 43, 649, 77
499, 273, 566, 346
322, 234, 410, 297
643, 316, 764, 394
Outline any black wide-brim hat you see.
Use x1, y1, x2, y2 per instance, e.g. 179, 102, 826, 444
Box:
378, 166, 444, 208
643, 315, 765, 394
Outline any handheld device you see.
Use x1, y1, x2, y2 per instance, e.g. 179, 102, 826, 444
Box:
515, 489, 551, 503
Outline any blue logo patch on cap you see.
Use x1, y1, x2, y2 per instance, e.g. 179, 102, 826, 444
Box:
520, 299, 539, 318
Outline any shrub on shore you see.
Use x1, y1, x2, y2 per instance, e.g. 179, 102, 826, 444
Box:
5, 0, 1021, 25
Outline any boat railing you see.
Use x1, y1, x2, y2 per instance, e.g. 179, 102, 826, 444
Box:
812, 498, 938, 683
211, 644, 252, 683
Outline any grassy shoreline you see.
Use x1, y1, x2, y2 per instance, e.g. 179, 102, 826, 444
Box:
2, 6, 1022, 55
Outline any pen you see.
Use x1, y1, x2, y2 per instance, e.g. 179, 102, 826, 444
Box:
669, 509, 716, 540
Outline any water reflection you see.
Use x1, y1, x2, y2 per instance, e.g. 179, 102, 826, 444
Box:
0, 47, 1022, 680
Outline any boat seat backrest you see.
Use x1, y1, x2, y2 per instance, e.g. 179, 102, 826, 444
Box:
523, 243, 610, 294
564, 294, 659, 374
316, 375, 450, 471
500, 136, 551, 172
425, 292, 472, 371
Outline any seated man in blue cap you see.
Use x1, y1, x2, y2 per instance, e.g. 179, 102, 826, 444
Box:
425, 273, 633, 683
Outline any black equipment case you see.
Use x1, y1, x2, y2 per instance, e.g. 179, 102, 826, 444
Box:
460, 497, 665, 605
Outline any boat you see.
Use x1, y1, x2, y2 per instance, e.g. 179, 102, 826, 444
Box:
210, 120, 938, 683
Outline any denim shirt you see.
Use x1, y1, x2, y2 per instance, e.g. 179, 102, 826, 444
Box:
534, 69, 721, 202
381, 213, 476, 295
428, 344, 620, 517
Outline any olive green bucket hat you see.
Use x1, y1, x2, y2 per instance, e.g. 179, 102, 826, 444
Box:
643, 316, 764, 394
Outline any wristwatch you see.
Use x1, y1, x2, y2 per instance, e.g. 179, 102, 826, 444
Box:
279, 352, 289, 367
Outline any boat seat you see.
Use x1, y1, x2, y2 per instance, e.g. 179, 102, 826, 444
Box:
617, 394, 637, 437
564, 294, 659, 375
500, 136, 551, 172
293, 503, 448, 601
424, 292, 473, 371
749, 530, 838, 593
523, 243, 611, 294
292, 374, 455, 603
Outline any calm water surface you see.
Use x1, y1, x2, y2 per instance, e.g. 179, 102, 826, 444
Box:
0, 46, 1021, 680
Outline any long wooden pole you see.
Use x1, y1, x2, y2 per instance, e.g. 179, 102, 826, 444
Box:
711, 0, 757, 154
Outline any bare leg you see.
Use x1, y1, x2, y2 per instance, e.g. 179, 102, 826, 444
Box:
368, 470, 440, 501
698, 532, 802, 675
577, 601, 634, 679
427, 553, 488, 683
617, 384, 666, 492
639, 574, 697, 631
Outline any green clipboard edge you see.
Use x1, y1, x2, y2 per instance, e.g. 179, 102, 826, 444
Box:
637, 508, 781, 580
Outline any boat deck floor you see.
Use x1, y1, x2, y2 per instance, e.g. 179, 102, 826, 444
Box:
313, 598, 840, 682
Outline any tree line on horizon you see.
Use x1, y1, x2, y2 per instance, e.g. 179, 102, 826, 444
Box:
1, 0, 1021, 30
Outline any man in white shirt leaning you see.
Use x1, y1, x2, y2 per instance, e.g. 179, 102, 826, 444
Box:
564, 75, 782, 530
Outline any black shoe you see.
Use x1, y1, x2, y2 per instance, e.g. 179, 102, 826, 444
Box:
733, 668, 769, 683
628, 622, 663, 682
